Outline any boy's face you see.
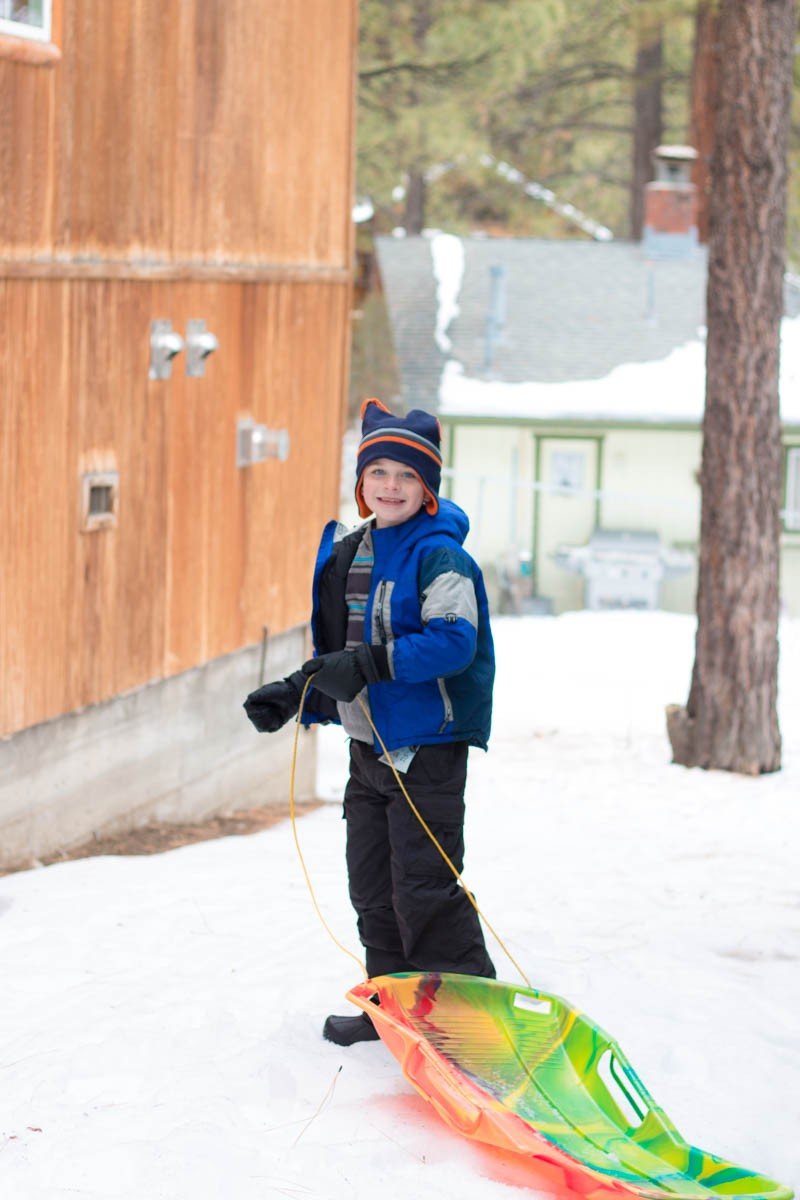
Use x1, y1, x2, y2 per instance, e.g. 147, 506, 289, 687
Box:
361, 458, 425, 528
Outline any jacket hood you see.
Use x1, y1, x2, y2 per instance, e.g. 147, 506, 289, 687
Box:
431, 497, 470, 544
370, 496, 470, 550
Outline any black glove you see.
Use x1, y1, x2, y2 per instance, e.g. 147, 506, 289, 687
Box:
302, 644, 390, 703
243, 670, 306, 733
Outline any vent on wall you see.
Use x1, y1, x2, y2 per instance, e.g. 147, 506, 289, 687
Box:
81, 471, 119, 532
236, 420, 290, 467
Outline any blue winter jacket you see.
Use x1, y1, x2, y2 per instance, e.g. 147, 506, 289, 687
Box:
300, 498, 494, 752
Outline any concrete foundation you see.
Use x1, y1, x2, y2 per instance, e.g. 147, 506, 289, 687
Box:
0, 626, 317, 872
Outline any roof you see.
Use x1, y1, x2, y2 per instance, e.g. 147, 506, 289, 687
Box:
375, 235, 444, 411
375, 233, 800, 429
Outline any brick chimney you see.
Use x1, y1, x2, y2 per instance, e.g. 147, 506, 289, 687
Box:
643, 145, 699, 259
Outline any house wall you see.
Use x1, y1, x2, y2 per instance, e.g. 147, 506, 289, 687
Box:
0, 277, 348, 737
443, 422, 535, 581
781, 435, 800, 617
445, 421, 701, 613
0, 1, 357, 859
781, 546, 800, 618
600, 428, 701, 613
1, 0, 357, 739
445, 419, 800, 617
0, 625, 316, 873
1, 0, 355, 269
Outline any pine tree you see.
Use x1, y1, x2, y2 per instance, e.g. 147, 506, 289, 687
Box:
357, 0, 697, 238
630, 1, 664, 240
667, 0, 795, 775
687, 0, 720, 243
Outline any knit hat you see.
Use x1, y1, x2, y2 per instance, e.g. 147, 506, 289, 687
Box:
355, 399, 442, 518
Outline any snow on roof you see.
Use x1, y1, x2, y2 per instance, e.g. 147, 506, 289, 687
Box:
381, 232, 800, 426
430, 233, 464, 354
439, 321, 800, 426
438, 341, 709, 424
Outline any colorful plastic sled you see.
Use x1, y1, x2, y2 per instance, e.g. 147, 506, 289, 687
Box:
348, 973, 792, 1200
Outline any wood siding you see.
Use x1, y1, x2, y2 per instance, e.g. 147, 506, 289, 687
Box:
1, 0, 357, 736
0, 277, 348, 736
1, 0, 356, 268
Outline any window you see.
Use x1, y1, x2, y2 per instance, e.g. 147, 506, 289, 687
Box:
550, 450, 586, 495
785, 447, 800, 532
0, 0, 51, 41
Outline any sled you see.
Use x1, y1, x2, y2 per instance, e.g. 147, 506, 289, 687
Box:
347, 972, 792, 1200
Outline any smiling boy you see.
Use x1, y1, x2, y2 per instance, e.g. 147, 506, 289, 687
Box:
361, 458, 425, 525
244, 400, 496, 1044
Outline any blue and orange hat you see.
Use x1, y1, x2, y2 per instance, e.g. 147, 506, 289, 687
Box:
355, 399, 443, 518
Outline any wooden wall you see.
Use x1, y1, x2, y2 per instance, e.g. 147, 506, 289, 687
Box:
0, 0, 357, 737
0, 277, 349, 736
1, 0, 356, 267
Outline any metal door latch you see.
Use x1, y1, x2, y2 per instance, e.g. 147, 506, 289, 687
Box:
149, 320, 185, 380
185, 319, 219, 377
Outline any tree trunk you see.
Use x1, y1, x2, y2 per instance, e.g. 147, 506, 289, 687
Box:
403, 0, 433, 235
688, 1, 720, 243
667, 0, 794, 776
404, 169, 427, 234
629, 6, 663, 241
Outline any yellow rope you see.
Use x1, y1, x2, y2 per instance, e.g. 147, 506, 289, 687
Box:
289, 676, 530, 988
289, 676, 367, 979
354, 696, 531, 988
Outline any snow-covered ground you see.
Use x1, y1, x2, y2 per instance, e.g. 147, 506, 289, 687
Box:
2, 612, 798, 1200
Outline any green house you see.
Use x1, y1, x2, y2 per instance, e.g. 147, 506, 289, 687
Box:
376, 234, 800, 615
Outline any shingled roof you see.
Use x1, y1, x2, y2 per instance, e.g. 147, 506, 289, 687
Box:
376, 230, 714, 403
376, 235, 710, 414
376, 231, 800, 424
374, 236, 444, 411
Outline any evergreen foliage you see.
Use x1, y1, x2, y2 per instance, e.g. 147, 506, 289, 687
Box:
358, 0, 800, 255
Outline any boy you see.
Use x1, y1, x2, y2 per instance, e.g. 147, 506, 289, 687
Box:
244, 400, 495, 1045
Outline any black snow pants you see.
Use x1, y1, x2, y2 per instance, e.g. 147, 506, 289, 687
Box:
343, 738, 496, 980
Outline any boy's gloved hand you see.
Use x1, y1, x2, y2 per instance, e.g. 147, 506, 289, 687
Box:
302, 644, 389, 703
243, 670, 306, 733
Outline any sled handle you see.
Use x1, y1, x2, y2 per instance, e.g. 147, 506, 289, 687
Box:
597, 1048, 649, 1126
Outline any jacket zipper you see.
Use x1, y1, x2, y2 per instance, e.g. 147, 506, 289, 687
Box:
437, 678, 454, 732
376, 581, 388, 644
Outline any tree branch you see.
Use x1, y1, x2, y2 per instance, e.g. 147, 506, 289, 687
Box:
359, 50, 493, 84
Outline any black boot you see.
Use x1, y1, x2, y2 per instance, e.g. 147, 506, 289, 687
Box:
322, 1011, 380, 1046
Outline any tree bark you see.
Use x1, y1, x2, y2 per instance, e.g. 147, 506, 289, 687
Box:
404, 169, 427, 234
667, 0, 794, 776
402, 0, 433, 234
688, 1, 720, 243
629, 5, 663, 241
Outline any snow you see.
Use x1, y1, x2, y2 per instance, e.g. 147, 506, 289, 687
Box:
430, 232, 465, 354
481, 156, 614, 241
438, 343, 711, 423
435, 260, 800, 427
352, 199, 375, 224
2, 611, 799, 1200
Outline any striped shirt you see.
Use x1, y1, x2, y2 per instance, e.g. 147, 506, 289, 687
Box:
337, 523, 415, 769
337, 525, 375, 744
